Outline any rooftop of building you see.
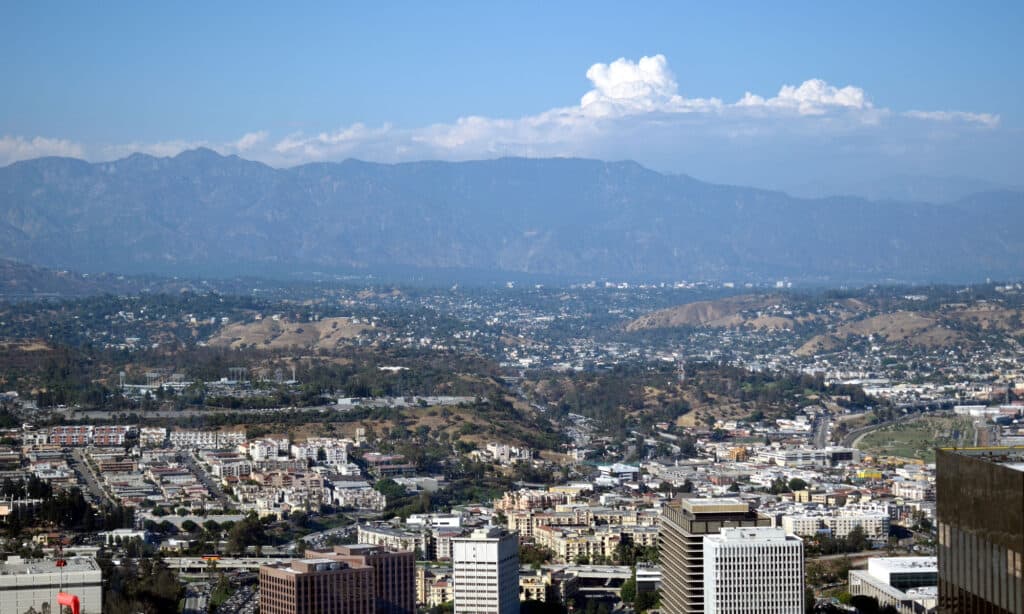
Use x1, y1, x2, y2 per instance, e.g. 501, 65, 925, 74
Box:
267, 558, 370, 574
458, 526, 512, 540
868, 556, 938, 574
706, 526, 799, 543
328, 544, 413, 558
678, 497, 750, 514
0, 556, 99, 575
939, 445, 1024, 469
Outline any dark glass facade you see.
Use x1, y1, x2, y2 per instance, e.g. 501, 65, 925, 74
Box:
936, 447, 1024, 613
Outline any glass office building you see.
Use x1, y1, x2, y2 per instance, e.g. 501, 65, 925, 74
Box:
936, 447, 1024, 613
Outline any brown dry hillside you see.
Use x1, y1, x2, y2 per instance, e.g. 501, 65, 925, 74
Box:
207, 317, 369, 350
626, 295, 777, 331
0, 339, 52, 353
943, 304, 1024, 333
625, 294, 845, 332
795, 311, 962, 356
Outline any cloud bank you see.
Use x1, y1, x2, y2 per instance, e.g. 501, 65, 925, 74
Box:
1, 54, 1010, 187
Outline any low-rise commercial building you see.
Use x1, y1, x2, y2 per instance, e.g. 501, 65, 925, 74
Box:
0, 556, 102, 614
849, 557, 937, 614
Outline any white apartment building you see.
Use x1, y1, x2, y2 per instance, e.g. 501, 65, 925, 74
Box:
703, 527, 804, 614
781, 512, 889, 540
758, 448, 828, 468
828, 511, 890, 540
778, 503, 891, 540
452, 527, 520, 614
781, 515, 827, 537
247, 439, 281, 461
210, 459, 252, 478
291, 438, 348, 465
357, 524, 432, 555
139, 427, 168, 447
331, 482, 386, 511
834, 504, 892, 538
484, 442, 532, 465
170, 430, 246, 450
892, 480, 935, 501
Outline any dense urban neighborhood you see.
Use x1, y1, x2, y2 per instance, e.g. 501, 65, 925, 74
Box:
0, 273, 1020, 613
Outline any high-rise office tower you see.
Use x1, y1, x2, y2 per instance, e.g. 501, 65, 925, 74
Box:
452, 527, 520, 614
659, 497, 771, 614
936, 446, 1024, 613
259, 558, 374, 614
703, 527, 805, 614
313, 545, 417, 614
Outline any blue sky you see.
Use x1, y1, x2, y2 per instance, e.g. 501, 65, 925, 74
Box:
1, 1, 1021, 189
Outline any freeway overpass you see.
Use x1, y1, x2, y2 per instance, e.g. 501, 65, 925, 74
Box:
164, 556, 288, 573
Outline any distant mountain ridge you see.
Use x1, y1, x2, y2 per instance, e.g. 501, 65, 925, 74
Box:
1, 149, 1022, 283
784, 174, 1016, 204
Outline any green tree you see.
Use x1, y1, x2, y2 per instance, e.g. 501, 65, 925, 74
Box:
226, 512, 268, 554
620, 576, 637, 604
635, 589, 660, 613
846, 525, 870, 552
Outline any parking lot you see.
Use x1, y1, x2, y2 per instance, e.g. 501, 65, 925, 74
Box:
213, 582, 258, 614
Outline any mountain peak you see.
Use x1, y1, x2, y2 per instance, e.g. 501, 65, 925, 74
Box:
173, 147, 225, 161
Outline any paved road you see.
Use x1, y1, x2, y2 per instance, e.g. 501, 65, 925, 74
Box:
841, 410, 942, 449
812, 416, 829, 448
183, 582, 210, 614
286, 524, 354, 550
165, 556, 287, 572
65, 404, 339, 421
808, 549, 881, 562
215, 584, 258, 614
181, 452, 231, 507
69, 447, 116, 506
841, 416, 903, 448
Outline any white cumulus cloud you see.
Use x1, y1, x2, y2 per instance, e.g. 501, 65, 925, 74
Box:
736, 78, 870, 115
0, 53, 1009, 186
580, 54, 701, 117
0, 136, 85, 166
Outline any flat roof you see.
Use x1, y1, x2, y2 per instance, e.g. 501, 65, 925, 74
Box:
868, 556, 937, 573
0, 556, 100, 575
706, 527, 797, 543
679, 497, 749, 514
938, 446, 1024, 471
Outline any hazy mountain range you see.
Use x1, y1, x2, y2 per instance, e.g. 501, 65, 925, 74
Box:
0, 149, 1021, 283
783, 174, 1019, 205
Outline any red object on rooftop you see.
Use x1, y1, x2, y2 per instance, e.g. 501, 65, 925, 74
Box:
57, 592, 80, 614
